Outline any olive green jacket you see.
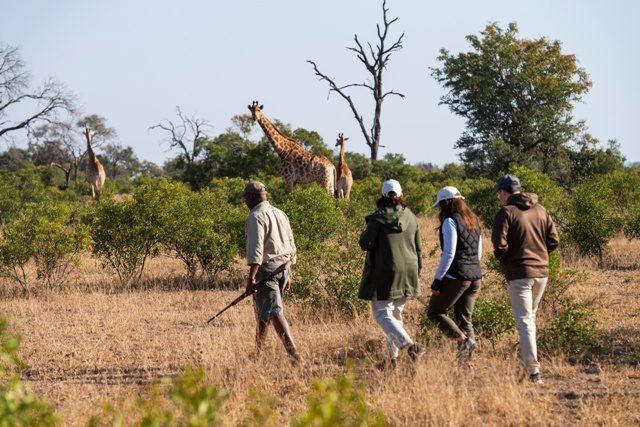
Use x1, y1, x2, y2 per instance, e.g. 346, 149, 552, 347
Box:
358, 205, 422, 301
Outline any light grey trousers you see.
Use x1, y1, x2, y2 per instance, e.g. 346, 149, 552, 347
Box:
508, 277, 548, 375
372, 297, 414, 358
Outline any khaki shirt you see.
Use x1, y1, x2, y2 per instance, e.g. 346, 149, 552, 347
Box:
246, 201, 297, 265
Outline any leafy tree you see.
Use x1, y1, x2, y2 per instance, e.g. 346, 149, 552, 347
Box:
308, 0, 405, 160
568, 135, 625, 184
343, 152, 373, 180
431, 23, 592, 179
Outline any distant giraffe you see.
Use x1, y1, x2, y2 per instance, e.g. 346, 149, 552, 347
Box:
84, 128, 106, 199
335, 133, 353, 201
248, 101, 336, 194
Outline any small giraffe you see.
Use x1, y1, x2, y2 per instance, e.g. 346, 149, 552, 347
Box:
84, 128, 106, 199
335, 133, 353, 201
248, 101, 336, 194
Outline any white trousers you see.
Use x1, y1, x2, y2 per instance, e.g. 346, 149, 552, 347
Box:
508, 277, 548, 375
372, 297, 414, 358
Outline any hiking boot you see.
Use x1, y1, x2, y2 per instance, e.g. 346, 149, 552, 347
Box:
456, 337, 477, 363
407, 343, 426, 362
529, 373, 544, 385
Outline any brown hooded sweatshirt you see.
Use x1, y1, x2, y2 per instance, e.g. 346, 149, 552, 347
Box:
491, 192, 559, 281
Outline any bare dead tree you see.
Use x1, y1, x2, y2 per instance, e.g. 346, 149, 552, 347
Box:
0, 44, 75, 139
149, 106, 212, 166
308, 0, 404, 161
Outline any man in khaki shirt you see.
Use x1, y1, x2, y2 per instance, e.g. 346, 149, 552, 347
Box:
242, 181, 299, 362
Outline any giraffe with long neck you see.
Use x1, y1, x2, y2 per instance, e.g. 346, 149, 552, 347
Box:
335, 133, 353, 201
84, 128, 106, 199
248, 101, 336, 194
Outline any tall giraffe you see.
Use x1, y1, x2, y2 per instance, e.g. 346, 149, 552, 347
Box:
84, 128, 106, 199
335, 133, 353, 201
248, 101, 336, 194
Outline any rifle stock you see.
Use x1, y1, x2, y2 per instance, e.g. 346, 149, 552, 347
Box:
206, 260, 292, 324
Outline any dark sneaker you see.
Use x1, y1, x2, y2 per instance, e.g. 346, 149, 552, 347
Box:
529, 373, 544, 385
456, 337, 477, 363
407, 343, 426, 362
390, 358, 398, 370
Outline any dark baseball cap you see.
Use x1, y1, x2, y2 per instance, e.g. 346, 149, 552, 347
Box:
241, 181, 267, 196
495, 174, 521, 193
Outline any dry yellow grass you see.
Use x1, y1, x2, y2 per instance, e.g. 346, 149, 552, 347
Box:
1, 216, 640, 426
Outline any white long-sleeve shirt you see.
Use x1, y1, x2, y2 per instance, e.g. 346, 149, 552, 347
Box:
434, 217, 482, 280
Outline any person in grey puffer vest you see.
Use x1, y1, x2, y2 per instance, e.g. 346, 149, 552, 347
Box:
427, 186, 482, 364
492, 174, 559, 385
359, 179, 425, 369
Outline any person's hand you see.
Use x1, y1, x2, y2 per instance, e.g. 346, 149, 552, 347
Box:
283, 277, 292, 293
245, 277, 257, 295
430, 278, 444, 296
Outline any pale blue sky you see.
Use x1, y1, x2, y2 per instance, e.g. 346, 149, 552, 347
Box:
2, 1, 638, 166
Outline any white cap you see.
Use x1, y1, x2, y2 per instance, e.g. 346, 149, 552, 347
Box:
432, 186, 465, 208
381, 179, 402, 197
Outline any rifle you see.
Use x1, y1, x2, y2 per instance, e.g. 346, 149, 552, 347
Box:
206, 260, 292, 324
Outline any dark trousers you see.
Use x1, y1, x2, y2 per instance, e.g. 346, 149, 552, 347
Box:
427, 278, 481, 340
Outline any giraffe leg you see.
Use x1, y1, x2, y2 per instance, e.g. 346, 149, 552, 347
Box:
285, 179, 295, 193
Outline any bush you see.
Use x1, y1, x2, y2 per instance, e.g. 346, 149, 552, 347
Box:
292, 365, 385, 427
90, 367, 227, 426
565, 175, 621, 258
84, 195, 160, 286
539, 298, 603, 357
0, 202, 90, 291
472, 298, 515, 347
279, 185, 370, 316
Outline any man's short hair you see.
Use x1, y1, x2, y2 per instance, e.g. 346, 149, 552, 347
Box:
241, 181, 267, 197
495, 174, 521, 193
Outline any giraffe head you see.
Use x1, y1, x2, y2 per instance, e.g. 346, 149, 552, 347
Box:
247, 101, 264, 121
335, 133, 349, 147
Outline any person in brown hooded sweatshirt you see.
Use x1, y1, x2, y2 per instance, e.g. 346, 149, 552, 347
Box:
492, 174, 559, 384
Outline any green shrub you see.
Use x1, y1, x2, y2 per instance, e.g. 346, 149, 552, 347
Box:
508, 165, 566, 225
169, 190, 243, 284
565, 175, 621, 258
281, 184, 343, 252
84, 196, 160, 286
292, 365, 385, 427
240, 388, 279, 427
90, 367, 227, 427
279, 185, 371, 316
472, 298, 515, 346
539, 299, 602, 357
0, 202, 90, 291
0, 317, 58, 426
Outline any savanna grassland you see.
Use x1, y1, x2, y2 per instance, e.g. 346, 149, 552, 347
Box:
2, 216, 639, 426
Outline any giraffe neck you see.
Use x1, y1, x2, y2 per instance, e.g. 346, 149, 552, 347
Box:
256, 114, 297, 158
87, 140, 98, 162
339, 142, 346, 169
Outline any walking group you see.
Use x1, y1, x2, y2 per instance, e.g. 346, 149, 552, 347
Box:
239, 173, 558, 383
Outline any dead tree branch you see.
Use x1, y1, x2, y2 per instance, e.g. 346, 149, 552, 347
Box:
307, 0, 404, 160
149, 106, 212, 165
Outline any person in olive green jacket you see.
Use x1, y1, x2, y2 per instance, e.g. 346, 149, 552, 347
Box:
359, 179, 425, 368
